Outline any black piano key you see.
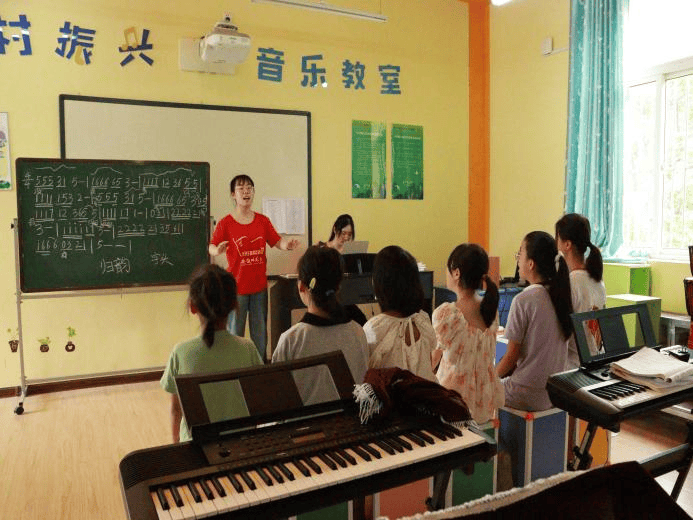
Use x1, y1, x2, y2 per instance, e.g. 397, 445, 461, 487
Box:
350, 445, 371, 462
254, 466, 273, 486
293, 458, 311, 477
187, 481, 202, 503
430, 424, 453, 439
239, 470, 256, 491
265, 464, 284, 483
155, 488, 170, 510
169, 485, 184, 507
374, 439, 396, 455
382, 437, 405, 453
277, 461, 296, 481
336, 448, 357, 465
393, 436, 412, 450
439, 423, 463, 437
414, 430, 435, 444
303, 456, 323, 474
198, 479, 214, 500
318, 452, 338, 470
423, 426, 448, 441
327, 450, 348, 468
361, 443, 382, 459
210, 477, 226, 497
403, 432, 426, 447
227, 473, 244, 493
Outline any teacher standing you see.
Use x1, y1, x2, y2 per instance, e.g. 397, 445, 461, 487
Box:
209, 174, 299, 360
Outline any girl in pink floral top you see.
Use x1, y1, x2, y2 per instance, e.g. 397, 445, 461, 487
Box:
433, 244, 504, 424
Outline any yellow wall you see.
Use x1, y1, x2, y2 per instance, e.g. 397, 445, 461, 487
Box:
0, 0, 470, 387
489, 0, 570, 278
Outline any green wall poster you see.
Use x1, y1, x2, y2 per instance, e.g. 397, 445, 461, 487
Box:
351, 120, 386, 199
391, 123, 423, 200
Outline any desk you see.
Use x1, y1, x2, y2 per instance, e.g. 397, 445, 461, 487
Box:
661, 311, 691, 346
268, 271, 434, 359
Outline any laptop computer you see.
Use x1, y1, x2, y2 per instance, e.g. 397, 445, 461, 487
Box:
572, 303, 658, 380
341, 240, 368, 254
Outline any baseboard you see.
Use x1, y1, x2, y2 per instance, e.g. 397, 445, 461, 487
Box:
0, 369, 164, 399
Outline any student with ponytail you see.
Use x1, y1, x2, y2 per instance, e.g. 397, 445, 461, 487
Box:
363, 245, 438, 381
433, 244, 504, 424
497, 231, 574, 411
556, 213, 606, 367
160, 264, 264, 443
272, 246, 369, 403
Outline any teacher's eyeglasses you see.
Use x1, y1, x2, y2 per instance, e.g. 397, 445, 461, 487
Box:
235, 186, 254, 194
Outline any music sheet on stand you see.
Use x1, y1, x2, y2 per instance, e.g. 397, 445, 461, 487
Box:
263, 198, 305, 235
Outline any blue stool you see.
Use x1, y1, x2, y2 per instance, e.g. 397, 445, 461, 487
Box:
498, 406, 568, 487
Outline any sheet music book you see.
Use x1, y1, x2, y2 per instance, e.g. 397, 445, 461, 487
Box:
610, 347, 693, 391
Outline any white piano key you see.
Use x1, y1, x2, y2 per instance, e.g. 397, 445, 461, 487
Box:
285, 461, 324, 492
200, 478, 234, 516
192, 481, 218, 518
257, 466, 293, 499
162, 489, 185, 520
218, 475, 250, 510
271, 463, 304, 496
235, 471, 269, 505
150, 490, 173, 520
246, 469, 278, 503
179, 483, 208, 519
172, 484, 196, 519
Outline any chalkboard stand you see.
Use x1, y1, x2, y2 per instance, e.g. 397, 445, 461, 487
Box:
10, 218, 185, 414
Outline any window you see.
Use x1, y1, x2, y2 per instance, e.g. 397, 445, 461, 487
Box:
622, 0, 693, 260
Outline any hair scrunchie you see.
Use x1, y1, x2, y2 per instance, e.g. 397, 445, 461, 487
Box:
325, 289, 335, 296
554, 251, 564, 272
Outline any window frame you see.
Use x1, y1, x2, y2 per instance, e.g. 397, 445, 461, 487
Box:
623, 56, 693, 262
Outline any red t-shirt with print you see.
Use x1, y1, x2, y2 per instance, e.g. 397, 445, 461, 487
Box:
210, 212, 281, 295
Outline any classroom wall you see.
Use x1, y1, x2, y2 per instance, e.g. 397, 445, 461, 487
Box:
488, 0, 689, 315
0, 0, 470, 387
489, 0, 570, 280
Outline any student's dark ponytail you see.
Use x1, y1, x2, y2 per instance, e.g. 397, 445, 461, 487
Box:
524, 231, 574, 339
188, 264, 238, 348
585, 241, 603, 283
447, 243, 499, 328
298, 245, 345, 321
555, 213, 603, 282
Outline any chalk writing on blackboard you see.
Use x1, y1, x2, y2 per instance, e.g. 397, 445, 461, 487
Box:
16, 159, 210, 292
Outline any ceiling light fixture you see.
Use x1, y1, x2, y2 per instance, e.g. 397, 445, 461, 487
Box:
251, 0, 387, 23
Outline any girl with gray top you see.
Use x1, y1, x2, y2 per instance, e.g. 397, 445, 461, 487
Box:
497, 231, 574, 411
272, 246, 369, 405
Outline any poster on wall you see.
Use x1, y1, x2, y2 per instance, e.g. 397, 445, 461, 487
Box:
391, 123, 423, 200
0, 113, 11, 190
351, 120, 386, 199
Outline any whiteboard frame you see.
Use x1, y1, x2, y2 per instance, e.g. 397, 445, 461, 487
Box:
59, 94, 312, 277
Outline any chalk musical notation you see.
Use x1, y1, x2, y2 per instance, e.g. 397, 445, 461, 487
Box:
16, 158, 210, 292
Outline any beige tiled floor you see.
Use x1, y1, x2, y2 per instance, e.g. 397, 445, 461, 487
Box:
610, 410, 693, 517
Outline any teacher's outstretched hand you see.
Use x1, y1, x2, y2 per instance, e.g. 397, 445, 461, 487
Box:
208, 241, 229, 256
279, 238, 300, 251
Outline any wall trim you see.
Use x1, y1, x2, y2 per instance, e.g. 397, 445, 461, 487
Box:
0, 369, 164, 399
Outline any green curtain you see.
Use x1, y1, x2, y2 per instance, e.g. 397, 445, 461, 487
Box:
565, 0, 628, 257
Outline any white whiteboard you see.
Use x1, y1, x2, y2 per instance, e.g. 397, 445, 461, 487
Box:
59, 95, 311, 277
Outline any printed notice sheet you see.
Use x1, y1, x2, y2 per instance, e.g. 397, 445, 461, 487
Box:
263, 198, 305, 235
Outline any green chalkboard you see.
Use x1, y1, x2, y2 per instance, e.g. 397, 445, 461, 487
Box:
16, 158, 210, 292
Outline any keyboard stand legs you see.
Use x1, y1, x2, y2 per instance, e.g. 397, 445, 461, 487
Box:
426, 471, 451, 511
640, 421, 693, 501
570, 422, 597, 470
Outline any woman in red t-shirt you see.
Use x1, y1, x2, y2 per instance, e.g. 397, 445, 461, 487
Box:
209, 175, 299, 360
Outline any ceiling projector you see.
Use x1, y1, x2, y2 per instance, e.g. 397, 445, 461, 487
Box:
199, 16, 251, 64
